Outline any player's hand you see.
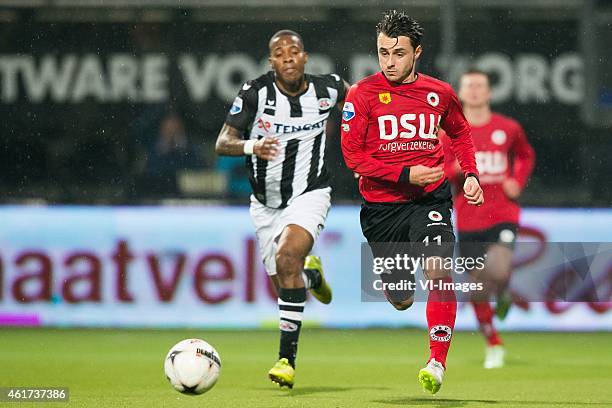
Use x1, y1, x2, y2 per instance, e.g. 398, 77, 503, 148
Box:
408, 165, 444, 187
502, 178, 521, 200
253, 136, 280, 160
464, 176, 484, 206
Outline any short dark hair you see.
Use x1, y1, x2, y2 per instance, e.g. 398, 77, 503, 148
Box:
462, 68, 490, 84
268, 29, 304, 52
376, 10, 424, 49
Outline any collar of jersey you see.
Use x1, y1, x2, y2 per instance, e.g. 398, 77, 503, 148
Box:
467, 113, 496, 130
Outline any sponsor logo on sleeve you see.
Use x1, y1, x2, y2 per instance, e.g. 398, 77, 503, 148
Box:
342, 102, 355, 121
229, 96, 243, 115
342, 123, 350, 132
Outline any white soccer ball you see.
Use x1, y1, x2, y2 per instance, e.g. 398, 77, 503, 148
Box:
164, 338, 221, 395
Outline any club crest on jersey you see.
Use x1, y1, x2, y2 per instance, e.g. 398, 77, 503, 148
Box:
379, 92, 392, 104
427, 92, 440, 107
430, 325, 452, 342
491, 129, 507, 145
318, 98, 332, 109
229, 96, 243, 115
428, 210, 443, 222
342, 102, 355, 121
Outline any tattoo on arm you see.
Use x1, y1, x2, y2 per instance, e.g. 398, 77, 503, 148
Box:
215, 124, 246, 156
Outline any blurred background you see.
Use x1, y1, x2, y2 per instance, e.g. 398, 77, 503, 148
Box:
0, 0, 610, 206
0, 0, 610, 330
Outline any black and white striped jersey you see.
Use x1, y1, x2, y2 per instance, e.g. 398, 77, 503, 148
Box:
225, 71, 347, 209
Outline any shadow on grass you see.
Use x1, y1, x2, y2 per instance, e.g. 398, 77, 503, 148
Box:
253, 385, 351, 396
288, 386, 353, 396
254, 385, 392, 397
293, 386, 395, 397
373, 398, 495, 407
374, 398, 611, 407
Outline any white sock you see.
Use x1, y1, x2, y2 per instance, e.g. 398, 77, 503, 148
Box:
301, 272, 311, 289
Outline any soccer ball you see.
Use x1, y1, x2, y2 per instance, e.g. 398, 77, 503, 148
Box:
164, 338, 221, 395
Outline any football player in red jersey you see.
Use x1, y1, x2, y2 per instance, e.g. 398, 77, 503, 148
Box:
340, 10, 483, 394
441, 69, 535, 369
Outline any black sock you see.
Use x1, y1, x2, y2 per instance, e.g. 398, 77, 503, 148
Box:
278, 287, 306, 368
303, 268, 322, 289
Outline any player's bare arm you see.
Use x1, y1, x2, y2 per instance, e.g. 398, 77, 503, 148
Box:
215, 123, 280, 160
502, 178, 521, 200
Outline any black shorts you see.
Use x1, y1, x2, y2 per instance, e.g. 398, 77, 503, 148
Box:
360, 181, 455, 303
360, 180, 455, 248
457, 222, 518, 260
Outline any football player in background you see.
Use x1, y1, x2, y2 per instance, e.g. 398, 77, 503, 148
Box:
441, 69, 535, 369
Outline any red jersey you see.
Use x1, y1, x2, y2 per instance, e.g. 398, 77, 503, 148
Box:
441, 113, 535, 231
341, 72, 478, 203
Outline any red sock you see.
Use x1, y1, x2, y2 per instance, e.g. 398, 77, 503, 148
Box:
426, 277, 457, 368
471, 301, 503, 346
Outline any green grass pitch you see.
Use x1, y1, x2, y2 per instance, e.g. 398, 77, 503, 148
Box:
1, 328, 611, 407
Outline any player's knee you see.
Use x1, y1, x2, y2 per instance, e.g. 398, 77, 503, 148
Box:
488, 264, 512, 283
275, 248, 303, 277
426, 268, 450, 280
423, 256, 451, 280
489, 273, 509, 289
